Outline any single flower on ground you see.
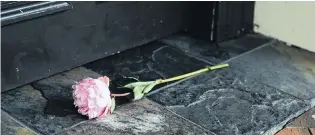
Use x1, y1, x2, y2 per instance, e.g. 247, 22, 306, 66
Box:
72, 76, 113, 119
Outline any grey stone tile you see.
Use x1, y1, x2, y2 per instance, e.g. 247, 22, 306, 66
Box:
1, 68, 101, 135
159, 33, 272, 64
224, 41, 315, 100
1, 111, 38, 135
149, 68, 312, 135
58, 99, 212, 135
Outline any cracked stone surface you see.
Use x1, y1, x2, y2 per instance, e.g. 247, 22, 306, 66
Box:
58, 98, 212, 135
149, 68, 312, 135
224, 41, 315, 100
85, 42, 209, 83
1, 111, 37, 135
159, 33, 272, 64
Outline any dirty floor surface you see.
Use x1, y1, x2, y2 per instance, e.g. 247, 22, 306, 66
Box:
2, 33, 315, 135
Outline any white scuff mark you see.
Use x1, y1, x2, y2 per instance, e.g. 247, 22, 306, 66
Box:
49, 115, 55, 119
16, 67, 20, 80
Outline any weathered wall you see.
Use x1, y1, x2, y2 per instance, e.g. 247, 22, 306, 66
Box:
254, 2, 315, 52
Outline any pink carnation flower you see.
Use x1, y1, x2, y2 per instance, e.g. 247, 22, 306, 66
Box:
72, 76, 112, 119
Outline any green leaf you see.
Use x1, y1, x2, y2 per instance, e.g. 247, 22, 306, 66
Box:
133, 86, 145, 100
143, 82, 157, 94
111, 98, 116, 113
124, 81, 157, 101
124, 81, 154, 89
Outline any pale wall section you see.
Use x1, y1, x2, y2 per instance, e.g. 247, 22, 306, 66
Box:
254, 2, 315, 52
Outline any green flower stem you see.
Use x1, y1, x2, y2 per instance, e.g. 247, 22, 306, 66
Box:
156, 63, 229, 84
111, 93, 130, 97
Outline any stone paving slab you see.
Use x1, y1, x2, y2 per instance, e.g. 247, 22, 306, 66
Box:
58, 98, 212, 135
159, 33, 272, 64
149, 67, 312, 135
222, 41, 315, 100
